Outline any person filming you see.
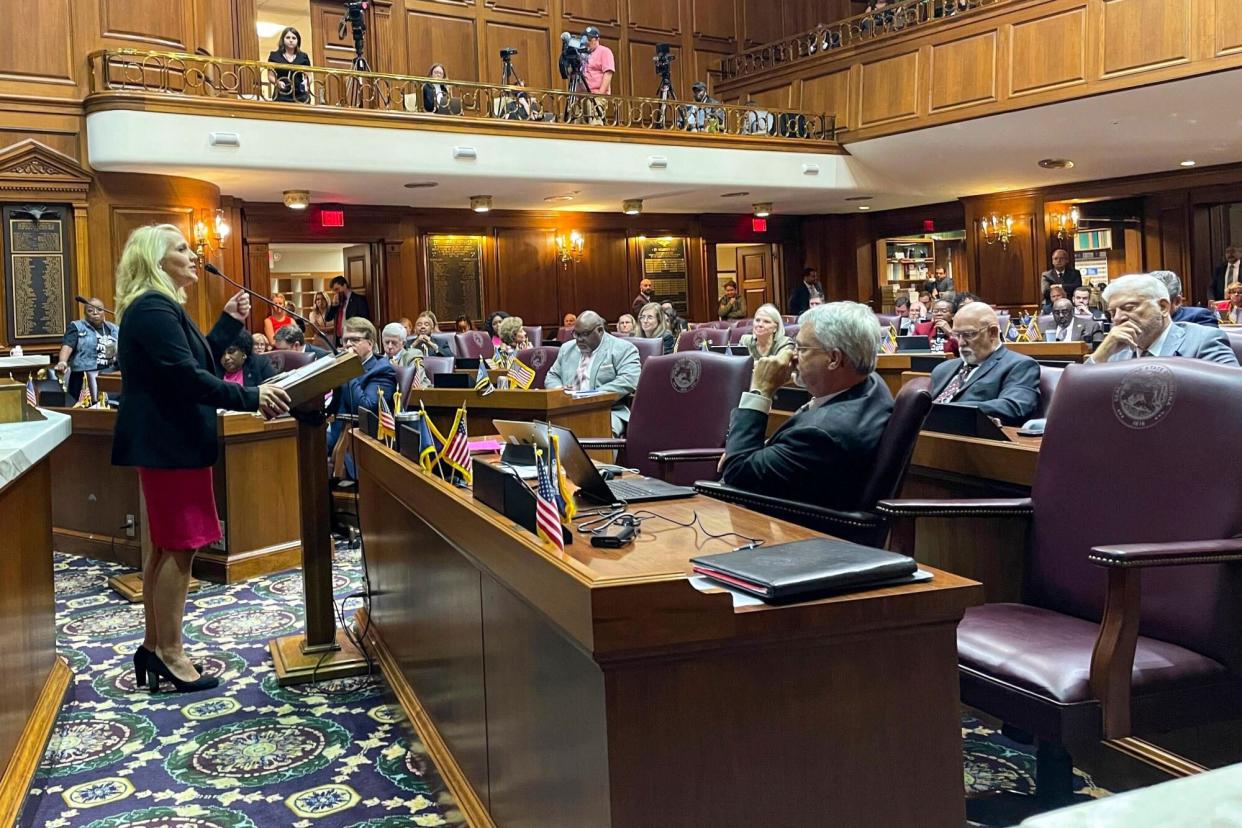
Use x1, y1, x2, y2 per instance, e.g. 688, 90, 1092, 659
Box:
111, 224, 290, 694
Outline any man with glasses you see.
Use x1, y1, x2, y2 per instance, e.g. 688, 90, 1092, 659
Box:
928, 302, 1040, 425
327, 317, 396, 478
545, 310, 640, 435
1088, 273, 1237, 365
719, 302, 893, 510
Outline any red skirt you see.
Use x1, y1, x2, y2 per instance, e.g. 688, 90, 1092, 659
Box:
138, 467, 221, 550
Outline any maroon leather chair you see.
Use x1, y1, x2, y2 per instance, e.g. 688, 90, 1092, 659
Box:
880, 360, 1242, 804
454, 330, 495, 360
522, 326, 543, 348
783, 323, 800, 339
781, 315, 797, 323
263, 349, 316, 373
728, 326, 750, 345
579, 352, 753, 485
676, 328, 729, 351
1225, 330, 1242, 363
555, 326, 574, 343
695, 377, 933, 547
1036, 365, 1063, 418
708, 320, 733, 329
876, 313, 901, 330
630, 337, 665, 364
516, 346, 560, 389
394, 364, 413, 399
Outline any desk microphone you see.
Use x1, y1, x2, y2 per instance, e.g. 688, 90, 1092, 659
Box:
202, 262, 337, 353
75, 295, 116, 316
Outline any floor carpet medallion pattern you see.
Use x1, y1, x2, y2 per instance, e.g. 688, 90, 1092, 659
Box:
22, 547, 1107, 827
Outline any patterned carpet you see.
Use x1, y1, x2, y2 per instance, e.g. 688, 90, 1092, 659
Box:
21, 547, 1107, 828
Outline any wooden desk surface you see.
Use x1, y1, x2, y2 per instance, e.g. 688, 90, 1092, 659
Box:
911, 427, 1041, 488
1009, 341, 1090, 361
407, 387, 619, 413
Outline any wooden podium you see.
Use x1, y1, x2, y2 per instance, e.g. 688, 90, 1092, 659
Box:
263, 351, 370, 686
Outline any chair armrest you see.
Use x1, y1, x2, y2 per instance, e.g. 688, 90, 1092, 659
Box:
1089, 538, 1242, 568
648, 448, 725, 463
876, 498, 1033, 518
694, 480, 884, 538
577, 437, 627, 451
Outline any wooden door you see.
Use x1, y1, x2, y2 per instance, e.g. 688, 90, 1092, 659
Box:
735, 244, 773, 314
343, 244, 371, 303
246, 242, 271, 334
310, 0, 376, 105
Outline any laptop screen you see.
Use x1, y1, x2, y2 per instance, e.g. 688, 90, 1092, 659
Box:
492, 419, 612, 500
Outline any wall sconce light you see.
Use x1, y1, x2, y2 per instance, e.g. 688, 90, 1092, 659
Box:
1052, 206, 1080, 240
753, 202, 772, 218
283, 189, 310, 210
556, 230, 584, 266
470, 195, 492, 213
194, 209, 231, 257
622, 199, 643, 216
980, 214, 1013, 249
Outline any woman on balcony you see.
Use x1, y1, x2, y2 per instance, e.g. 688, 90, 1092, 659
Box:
268, 27, 312, 104
422, 63, 452, 113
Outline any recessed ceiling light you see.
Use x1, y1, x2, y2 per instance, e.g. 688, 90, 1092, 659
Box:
1038, 158, 1075, 169
403, 181, 439, 189
720, 191, 750, 198
622, 199, 643, 216
844, 196, 873, 202
1179, 160, 1197, 167
283, 189, 310, 210
470, 195, 492, 213
858, 205, 871, 211
753, 202, 772, 218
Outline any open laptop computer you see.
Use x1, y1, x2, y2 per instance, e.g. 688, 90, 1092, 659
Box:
895, 335, 932, 352
493, 419, 696, 504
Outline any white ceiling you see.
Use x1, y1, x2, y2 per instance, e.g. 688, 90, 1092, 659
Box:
85, 68, 1242, 215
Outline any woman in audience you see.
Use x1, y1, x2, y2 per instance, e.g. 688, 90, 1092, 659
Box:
455, 315, 473, 333
740, 303, 793, 360
1216, 280, 1242, 323
637, 302, 675, 354
486, 311, 510, 347
422, 63, 452, 113
407, 312, 450, 357
915, 298, 959, 354
221, 331, 275, 387
267, 27, 312, 104
112, 225, 289, 693
251, 332, 271, 355
264, 292, 298, 341
615, 313, 637, 335
308, 290, 333, 349
496, 316, 532, 357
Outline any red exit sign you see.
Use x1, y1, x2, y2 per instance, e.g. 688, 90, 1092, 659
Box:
751, 217, 767, 233
320, 209, 345, 228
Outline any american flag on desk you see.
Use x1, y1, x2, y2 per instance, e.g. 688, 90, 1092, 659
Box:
535, 448, 565, 552
439, 403, 472, 483
25, 378, 37, 408
376, 393, 396, 445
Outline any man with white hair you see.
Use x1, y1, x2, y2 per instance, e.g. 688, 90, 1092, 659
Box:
1089, 273, 1237, 365
1149, 270, 1218, 328
927, 302, 1040, 425
719, 302, 893, 510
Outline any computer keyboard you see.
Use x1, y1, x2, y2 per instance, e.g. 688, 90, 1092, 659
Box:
608, 479, 660, 499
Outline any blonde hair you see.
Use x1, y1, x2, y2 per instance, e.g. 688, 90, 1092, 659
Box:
497, 315, 525, 345
637, 302, 668, 338
114, 224, 187, 322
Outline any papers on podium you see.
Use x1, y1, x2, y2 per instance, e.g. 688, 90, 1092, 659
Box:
264, 351, 363, 409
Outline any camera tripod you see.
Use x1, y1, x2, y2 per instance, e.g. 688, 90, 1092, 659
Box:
340, 3, 370, 107
653, 64, 678, 129
565, 64, 594, 123
497, 54, 525, 118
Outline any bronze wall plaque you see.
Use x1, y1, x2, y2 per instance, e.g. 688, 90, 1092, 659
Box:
426, 234, 484, 323
638, 236, 689, 316
4, 205, 72, 343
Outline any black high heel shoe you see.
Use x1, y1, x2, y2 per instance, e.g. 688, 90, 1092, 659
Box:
146, 651, 220, 693
135, 646, 203, 686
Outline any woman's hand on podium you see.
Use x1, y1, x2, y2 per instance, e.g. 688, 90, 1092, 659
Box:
258, 384, 292, 419
224, 290, 251, 323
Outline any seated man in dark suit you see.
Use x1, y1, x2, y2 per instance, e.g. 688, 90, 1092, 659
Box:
1151, 270, 1219, 328
328, 317, 397, 478
271, 324, 331, 360
1038, 298, 1100, 343
720, 302, 893, 511
929, 302, 1040, 426
1088, 273, 1239, 366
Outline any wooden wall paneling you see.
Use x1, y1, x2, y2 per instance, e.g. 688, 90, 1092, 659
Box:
741, 0, 780, 47
628, 39, 686, 99
486, 0, 552, 19
692, 47, 733, 92
311, 0, 371, 72
567, 229, 630, 322
801, 68, 850, 129
1213, 0, 1242, 57
484, 22, 554, 90
370, 1, 400, 74
1142, 192, 1189, 284
689, 0, 736, 44
858, 51, 920, 127
973, 213, 1037, 307
407, 10, 481, 80
192, 0, 241, 58
1099, 0, 1191, 78
628, 0, 682, 37
563, 0, 623, 28
98, 0, 190, 50
747, 81, 796, 109
1006, 6, 1088, 97
0, 0, 75, 92
929, 32, 997, 113
496, 227, 559, 324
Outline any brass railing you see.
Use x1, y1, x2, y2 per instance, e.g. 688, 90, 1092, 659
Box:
88, 49, 836, 144
719, 0, 1010, 82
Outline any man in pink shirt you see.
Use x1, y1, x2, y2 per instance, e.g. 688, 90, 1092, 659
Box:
581, 26, 614, 123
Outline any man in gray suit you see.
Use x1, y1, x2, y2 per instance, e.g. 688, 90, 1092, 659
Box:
1039, 298, 1100, 343
928, 302, 1041, 425
1089, 273, 1239, 366
545, 310, 641, 434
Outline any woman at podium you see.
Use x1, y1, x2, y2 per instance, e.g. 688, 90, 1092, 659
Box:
111, 225, 291, 693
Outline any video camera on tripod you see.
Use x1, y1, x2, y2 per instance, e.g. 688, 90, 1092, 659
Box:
653, 42, 675, 80
338, 1, 369, 66
558, 31, 587, 81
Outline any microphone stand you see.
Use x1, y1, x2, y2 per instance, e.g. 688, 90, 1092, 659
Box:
202, 262, 338, 354
75, 295, 117, 316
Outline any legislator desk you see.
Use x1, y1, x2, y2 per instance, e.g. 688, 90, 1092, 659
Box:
1008, 341, 1091, 363
0, 411, 73, 824
876, 352, 946, 393
49, 407, 302, 584
410, 387, 619, 440
353, 432, 983, 828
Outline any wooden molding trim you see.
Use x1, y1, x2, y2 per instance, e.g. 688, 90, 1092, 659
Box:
0, 657, 72, 825
1105, 736, 1208, 778
358, 608, 496, 828
0, 138, 92, 202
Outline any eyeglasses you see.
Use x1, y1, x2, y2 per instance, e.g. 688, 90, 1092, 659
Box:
341, 335, 365, 345
794, 344, 827, 357
951, 328, 987, 342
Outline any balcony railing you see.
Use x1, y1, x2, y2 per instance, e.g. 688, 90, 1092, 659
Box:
719, 0, 1009, 82
88, 49, 836, 146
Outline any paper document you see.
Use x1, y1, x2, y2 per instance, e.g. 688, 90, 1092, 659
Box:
265, 355, 336, 389
566, 389, 609, 399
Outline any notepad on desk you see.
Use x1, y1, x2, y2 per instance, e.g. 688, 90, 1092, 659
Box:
691, 539, 929, 604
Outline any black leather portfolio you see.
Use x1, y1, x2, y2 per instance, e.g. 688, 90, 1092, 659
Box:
691, 539, 922, 603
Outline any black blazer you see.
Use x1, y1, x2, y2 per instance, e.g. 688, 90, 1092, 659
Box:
243, 354, 278, 387
1210, 263, 1241, 303
324, 291, 371, 334
720, 373, 894, 511
422, 83, 449, 112
787, 282, 812, 316
929, 345, 1040, 426
112, 292, 259, 469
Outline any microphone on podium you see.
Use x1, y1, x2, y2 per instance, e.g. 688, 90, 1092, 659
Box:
201, 262, 338, 353
75, 295, 116, 316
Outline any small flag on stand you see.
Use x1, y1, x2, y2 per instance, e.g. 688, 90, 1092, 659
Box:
73, 383, 92, 409
392, 388, 403, 416
25, 378, 37, 408
475, 362, 496, 396
416, 404, 440, 473
549, 432, 576, 521
507, 357, 536, 390
1025, 316, 1042, 343
881, 325, 898, 354
377, 394, 396, 446
439, 403, 472, 483
412, 357, 432, 390
1004, 318, 1019, 342
534, 448, 565, 553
